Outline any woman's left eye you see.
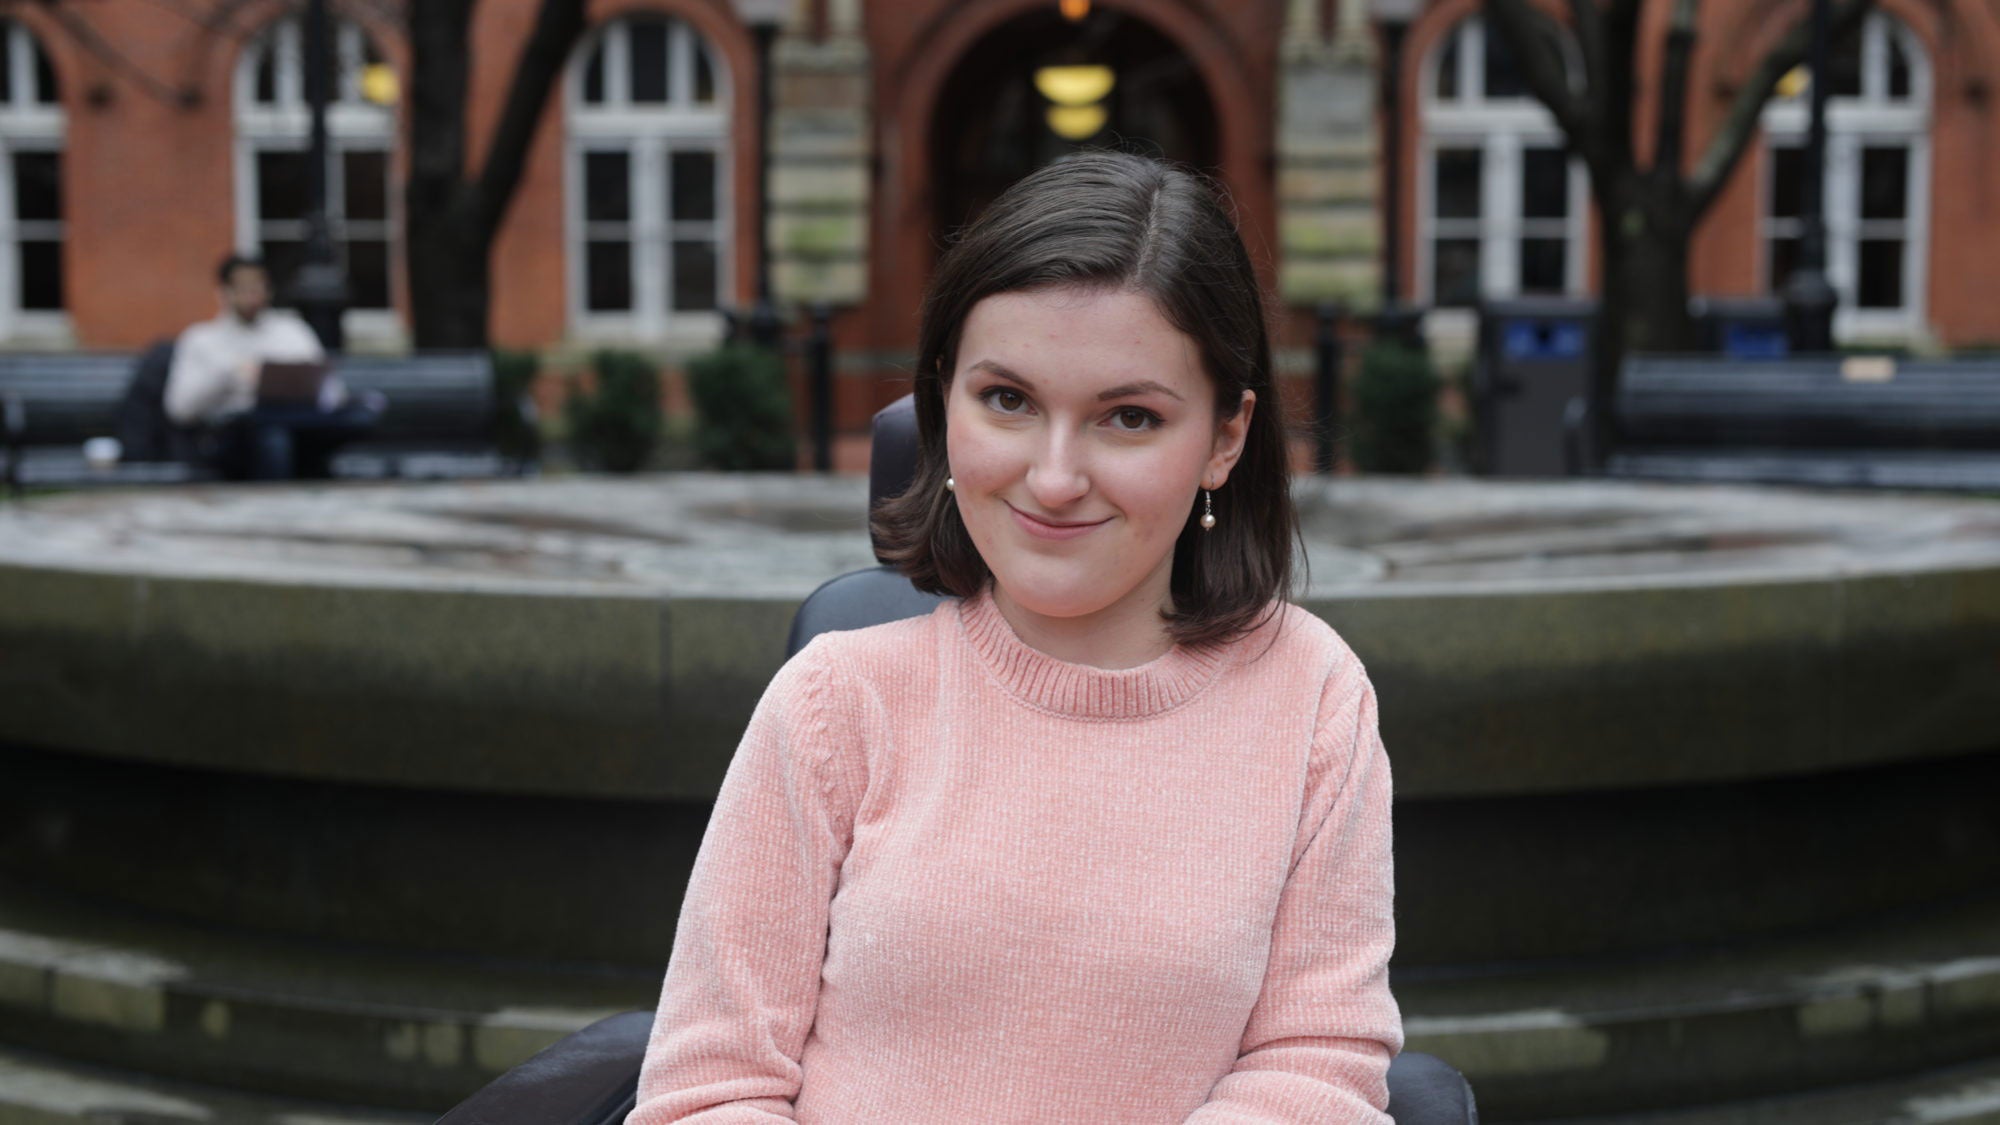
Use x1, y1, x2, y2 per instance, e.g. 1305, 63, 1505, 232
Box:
1108, 407, 1162, 432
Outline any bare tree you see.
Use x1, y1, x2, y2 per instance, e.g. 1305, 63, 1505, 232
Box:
1482, 0, 1871, 453
406, 0, 585, 348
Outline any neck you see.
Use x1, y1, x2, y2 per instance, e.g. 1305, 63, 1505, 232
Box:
989, 573, 1175, 671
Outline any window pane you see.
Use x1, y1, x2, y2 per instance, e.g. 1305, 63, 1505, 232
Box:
1888, 32, 1912, 99
262, 240, 305, 296
1482, 23, 1527, 99
19, 240, 60, 310
256, 46, 280, 103
670, 151, 716, 222
1435, 148, 1482, 220
671, 239, 717, 311
345, 238, 389, 309
1827, 29, 1862, 98
1860, 146, 1907, 220
12, 152, 59, 221
1770, 146, 1802, 221
586, 240, 632, 311
693, 41, 716, 103
1434, 31, 1460, 101
343, 150, 388, 222
583, 42, 605, 104
1767, 237, 1799, 294
1520, 237, 1566, 292
630, 21, 669, 103
584, 151, 630, 223
1433, 238, 1481, 307
32, 37, 55, 104
1858, 238, 1903, 308
1521, 148, 1567, 220
258, 151, 310, 221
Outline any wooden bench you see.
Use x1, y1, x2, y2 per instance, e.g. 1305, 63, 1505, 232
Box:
1565, 354, 2000, 492
1, 349, 517, 491
324, 352, 510, 479
0, 351, 211, 489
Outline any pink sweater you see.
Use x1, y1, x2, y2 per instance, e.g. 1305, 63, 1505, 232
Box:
630, 589, 1402, 1123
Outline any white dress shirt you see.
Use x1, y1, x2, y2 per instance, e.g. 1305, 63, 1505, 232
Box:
164, 309, 326, 425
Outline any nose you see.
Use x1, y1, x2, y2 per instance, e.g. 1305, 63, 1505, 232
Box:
1025, 427, 1090, 510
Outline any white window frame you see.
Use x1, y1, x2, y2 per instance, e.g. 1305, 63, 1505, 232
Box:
1417, 17, 1590, 326
565, 16, 732, 347
1760, 12, 1931, 344
0, 20, 68, 343
233, 17, 401, 345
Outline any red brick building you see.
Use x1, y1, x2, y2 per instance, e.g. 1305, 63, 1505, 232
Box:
4, 0, 1998, 463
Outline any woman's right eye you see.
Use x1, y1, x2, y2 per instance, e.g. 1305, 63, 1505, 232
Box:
980, 388, 1028, 414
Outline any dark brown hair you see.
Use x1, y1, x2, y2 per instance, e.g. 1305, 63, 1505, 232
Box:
871, 150, 1299, 648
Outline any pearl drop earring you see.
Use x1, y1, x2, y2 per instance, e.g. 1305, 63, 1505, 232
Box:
945, 476, 955, 493
1200, 489, 1216, 530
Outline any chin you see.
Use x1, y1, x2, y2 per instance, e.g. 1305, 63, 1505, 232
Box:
989, 566, 1129, 622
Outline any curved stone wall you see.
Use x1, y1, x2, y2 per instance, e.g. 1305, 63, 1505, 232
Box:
3, 475, 1998, 1116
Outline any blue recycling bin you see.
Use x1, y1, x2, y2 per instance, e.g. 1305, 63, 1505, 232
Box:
1475, 298, 1598, 477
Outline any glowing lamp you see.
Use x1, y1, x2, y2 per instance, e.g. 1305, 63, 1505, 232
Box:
1046, 104, 1107, 139
360, 63, 399, 106
1033, 64, 1115, 107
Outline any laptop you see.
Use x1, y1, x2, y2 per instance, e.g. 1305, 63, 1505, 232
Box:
255, 361, 334, 409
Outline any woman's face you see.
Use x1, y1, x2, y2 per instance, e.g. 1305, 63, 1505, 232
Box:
944, 287, 1253, 631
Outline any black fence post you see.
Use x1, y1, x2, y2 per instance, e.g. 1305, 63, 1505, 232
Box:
809, 303, 833, 473
1315, 302, 1344, 475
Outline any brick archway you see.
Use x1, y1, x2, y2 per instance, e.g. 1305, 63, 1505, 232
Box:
872, 0, 1269, 351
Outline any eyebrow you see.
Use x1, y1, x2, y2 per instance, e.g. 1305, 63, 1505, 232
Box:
967, 359, 1185, 402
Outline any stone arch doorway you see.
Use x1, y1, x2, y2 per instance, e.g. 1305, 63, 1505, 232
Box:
928, 6, 1219, 238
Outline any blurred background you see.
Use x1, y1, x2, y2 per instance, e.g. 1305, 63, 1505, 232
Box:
0, 0, 1997, 1121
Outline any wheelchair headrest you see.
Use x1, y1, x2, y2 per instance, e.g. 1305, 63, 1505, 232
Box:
868, 394, 920, 563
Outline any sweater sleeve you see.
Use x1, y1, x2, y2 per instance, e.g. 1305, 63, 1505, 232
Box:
1185, 669, 1403, 1124
629, 642, 859, 1123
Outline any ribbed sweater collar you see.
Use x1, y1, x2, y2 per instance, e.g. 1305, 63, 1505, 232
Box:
955, 587, 1231, 720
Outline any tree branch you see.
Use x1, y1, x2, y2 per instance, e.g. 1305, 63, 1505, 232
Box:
42, 2, 188, 104
1654, 0, 1698, 182
468, 0, 588, 246
1687, 0, 1874, 218
1484, 0, 1592, 143
1565, 0, 1610, 122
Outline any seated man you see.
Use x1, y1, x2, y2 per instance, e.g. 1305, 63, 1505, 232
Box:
165, 253, 378, 480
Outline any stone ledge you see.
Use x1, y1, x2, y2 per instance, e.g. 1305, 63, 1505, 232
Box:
0, 874, 649, 1111
1400, 894, 2000, 1117
2, 477, 1996, 801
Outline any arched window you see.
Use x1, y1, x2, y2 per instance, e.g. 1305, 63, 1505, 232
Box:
568, 15, 730, 341
0, 19, 64, 338
234, 17, 396, 331
1761, 12, 1930, 340
1418, 17, 1587, 309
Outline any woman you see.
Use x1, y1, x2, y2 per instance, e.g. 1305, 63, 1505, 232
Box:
631, 151, 1401, 1122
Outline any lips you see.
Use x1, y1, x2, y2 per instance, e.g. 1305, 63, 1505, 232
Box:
1007, 503, 1111, 541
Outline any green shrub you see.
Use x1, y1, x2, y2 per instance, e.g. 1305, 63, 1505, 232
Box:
564, 350, 663, 473
490, 348, 543, 468
687, 343, 795, 471
1351, 341, 1440, 475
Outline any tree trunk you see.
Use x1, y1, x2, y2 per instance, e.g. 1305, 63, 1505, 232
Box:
406, 0, 485, 349
1589, 173, 1693, 462
408, 210, 490, 349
